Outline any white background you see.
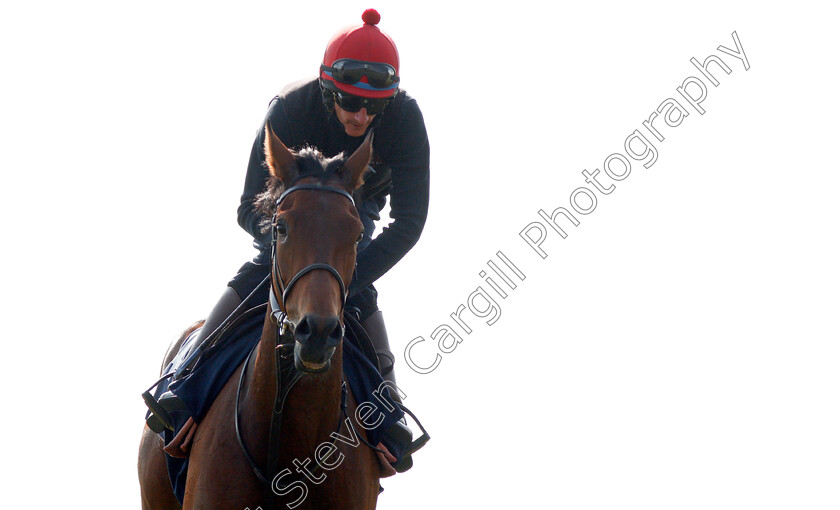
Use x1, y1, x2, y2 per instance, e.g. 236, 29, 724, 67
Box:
1, 1, 837, 509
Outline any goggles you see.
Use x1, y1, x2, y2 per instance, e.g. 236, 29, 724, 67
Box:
332, 90, 391, 115
320, 59, 400, 91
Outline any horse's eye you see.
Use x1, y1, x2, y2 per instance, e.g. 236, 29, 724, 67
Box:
356, 230, 364, 243
275, 222, 288, 238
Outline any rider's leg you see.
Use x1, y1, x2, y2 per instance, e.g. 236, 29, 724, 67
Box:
145, 286, 241, 432
365, 311, 419, 473
189, 246, 271, 352
144, 254, 268, 433
354, 299, 417, 472
362, 310, 404, 405
190, 286, 242, 348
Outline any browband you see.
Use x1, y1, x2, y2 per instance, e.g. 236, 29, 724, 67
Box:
276, 183, 355, 207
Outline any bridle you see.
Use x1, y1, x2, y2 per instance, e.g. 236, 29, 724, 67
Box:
235, 181, 385, 507
267, 182, 356, 333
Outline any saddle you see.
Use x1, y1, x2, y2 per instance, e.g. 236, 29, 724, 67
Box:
142, 302, 428, 504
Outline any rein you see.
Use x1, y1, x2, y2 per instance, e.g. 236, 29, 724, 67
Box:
234, 181, 370, 508
234, 330, 349, 488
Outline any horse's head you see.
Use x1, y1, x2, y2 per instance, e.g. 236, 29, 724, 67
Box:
260, 123, 371, 373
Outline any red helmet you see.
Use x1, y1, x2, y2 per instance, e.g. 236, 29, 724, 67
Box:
320, 9, 400, 99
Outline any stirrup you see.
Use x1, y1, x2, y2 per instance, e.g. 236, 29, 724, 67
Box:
387, 403, 431, 473
143, 389, 187, 434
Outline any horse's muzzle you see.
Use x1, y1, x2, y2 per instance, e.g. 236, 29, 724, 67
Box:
292, 314, 343, 373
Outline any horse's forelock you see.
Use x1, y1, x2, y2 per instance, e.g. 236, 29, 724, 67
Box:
254, 146, 349, 235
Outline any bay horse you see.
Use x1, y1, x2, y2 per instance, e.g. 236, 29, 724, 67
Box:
138, 124, 384, 509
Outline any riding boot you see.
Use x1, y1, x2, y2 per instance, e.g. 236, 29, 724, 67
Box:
362, 311, 403, 404
361, 311, 416, 472
191, 286, 243, 351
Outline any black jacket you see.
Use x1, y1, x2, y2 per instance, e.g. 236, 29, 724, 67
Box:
237, 78, 430, 296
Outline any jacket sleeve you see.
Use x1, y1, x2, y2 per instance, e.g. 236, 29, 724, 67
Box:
348, 98, 431, 296
236, 97, 289, 249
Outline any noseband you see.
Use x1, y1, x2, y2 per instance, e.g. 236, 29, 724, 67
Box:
268, 183, 356, 328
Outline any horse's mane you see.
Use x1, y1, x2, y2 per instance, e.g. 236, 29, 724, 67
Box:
254, 146, 347, 235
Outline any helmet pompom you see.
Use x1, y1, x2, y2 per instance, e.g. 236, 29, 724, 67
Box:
362, 9, 381, 25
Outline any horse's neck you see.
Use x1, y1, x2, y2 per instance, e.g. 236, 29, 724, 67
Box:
241, 312, 345, 461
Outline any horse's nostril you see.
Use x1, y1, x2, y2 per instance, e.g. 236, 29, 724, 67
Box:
327, 319, 343, 343
295, 315, 342, 349
296, 318, 312, 337
321, 317, 342, 349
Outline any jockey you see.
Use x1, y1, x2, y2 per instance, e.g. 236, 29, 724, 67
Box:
183, 8, 429, 462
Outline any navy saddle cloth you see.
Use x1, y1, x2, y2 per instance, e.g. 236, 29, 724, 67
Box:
145, 304, 403, 504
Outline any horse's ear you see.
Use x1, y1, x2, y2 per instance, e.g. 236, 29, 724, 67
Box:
340, 130, 373, 190
264, 121, 297, 183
